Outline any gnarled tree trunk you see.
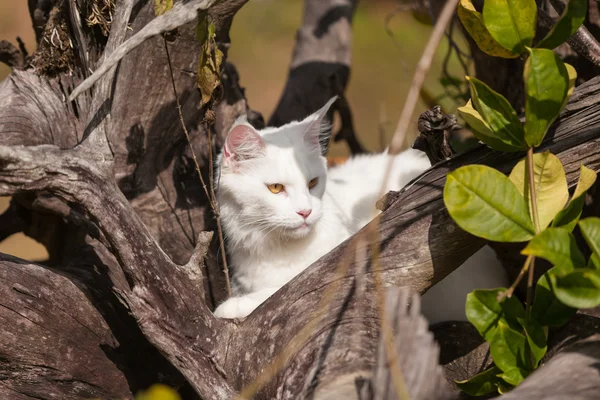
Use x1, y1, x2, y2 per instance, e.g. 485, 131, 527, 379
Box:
1, 0, 600, 399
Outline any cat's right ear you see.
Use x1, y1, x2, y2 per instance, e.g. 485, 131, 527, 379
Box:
223, 123, 266, 167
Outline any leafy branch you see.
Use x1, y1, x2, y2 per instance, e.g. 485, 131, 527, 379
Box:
448, 0, 600, 395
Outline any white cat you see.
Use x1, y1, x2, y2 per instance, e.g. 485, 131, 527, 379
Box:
213, 97, 508, 321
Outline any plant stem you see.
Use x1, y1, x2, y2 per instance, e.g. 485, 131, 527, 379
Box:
525, 147, 541, 321
164, 39, 231, 295
504, 254, 534, 299
527, 147, 541, 234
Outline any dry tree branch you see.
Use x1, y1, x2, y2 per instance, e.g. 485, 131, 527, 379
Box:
0, 143, 237, 399
69, 0, 219, 101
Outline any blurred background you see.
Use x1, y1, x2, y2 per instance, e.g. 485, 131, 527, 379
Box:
0, 0, 468, 261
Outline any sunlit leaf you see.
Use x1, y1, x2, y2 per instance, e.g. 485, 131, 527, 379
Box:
553, 165, 596, 231
466, 288, 524, 341
445, 165, 535, 242
482, 0, 537, 54
579, 218, 600, 257
551, 268, 600, 308
136, 384, 181, 400
154, 0, 173, 16
457, 0, 519, 58
589, 253, 600, 270
523, 49, 570, 147
490, 320, 529, 372
509, 151, 569, 229
456, 365, 502, 396
520, 318, 547, 368
563, 63, 577, 106
467, 77, 526, 150
522, 228, 586, 273
537, 0, 588, 50
497, 380, 515, 394
499, 367, 528, 386
458, 100, 523, 151
531, 269, 576, 326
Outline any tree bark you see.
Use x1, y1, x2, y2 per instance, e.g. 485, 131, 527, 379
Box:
1, 0, 600, 399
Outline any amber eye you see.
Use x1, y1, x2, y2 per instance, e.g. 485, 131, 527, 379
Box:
267, 183, 284, 194
308, 178, 318, 189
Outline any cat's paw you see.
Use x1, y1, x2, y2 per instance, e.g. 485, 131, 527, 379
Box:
213, 297, 256, 319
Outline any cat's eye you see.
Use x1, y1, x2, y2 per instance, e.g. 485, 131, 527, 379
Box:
308, 178, 318, 189
267, 183, 285, 194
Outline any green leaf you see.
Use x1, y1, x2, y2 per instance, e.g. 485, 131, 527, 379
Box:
553, 165, 597, 231
562, 63, 577, 110
499, 367, 528, 386
552, 268, 600, 308
521, 228, 586, 273
467, 77, 527, 150
466, 289, 525, 341
154, 0, 173, 16
520, 318, 547, 368
579, 217, 600, 258
458, 100, 524, 152
195, 11, 209, 44
537, 0, 588, 50
531, 270, 576, 326
457, 0, 519, 58
482, 0, 537, 54
456, 366, 503, 396
497, 380, 515, 394
445, 165, 535, 242
589, 253, 600, 270
490, 320, 529, 372
523, 49, 570, 147
509, 151, 569, 229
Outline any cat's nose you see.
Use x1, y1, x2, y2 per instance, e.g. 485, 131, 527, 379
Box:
296, 209, 312, 219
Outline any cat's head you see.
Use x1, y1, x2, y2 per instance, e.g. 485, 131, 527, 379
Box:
217, 97, 337, 245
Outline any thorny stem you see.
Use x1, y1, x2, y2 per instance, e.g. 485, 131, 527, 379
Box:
163, 39, 231, 295
526, 147, 541, 321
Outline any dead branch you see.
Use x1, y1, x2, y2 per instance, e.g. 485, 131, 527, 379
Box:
268, 0, 366, 154
1, 0, 600, 398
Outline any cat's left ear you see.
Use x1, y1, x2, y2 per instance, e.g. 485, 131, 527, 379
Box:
304, 96, 337, 155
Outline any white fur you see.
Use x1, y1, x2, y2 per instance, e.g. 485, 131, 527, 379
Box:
214, 100, 508, 321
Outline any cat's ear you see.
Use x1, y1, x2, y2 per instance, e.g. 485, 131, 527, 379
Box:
304, 96, 337, 155
223, 122, 265, 166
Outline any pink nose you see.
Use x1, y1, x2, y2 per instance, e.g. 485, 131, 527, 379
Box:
297, 209, 312, 219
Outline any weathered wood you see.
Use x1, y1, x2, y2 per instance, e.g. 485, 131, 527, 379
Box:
361, 288, 454, 400
268, 0, 365, 154
2, 0, 600, 398
0, 254, 131, 399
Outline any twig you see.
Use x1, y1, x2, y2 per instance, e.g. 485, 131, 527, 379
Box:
237, 235, 359, 399
525, 147, 540, 320
205, 121, 232, 295
367, 220, 411, 400
502, 254, 534, 299
69, 0, 218, 101
163, 40, 214, 208
364, 1, 462, 396
526, 256, 536, 321
163, 38, 232, 295
389, 0, 460, 155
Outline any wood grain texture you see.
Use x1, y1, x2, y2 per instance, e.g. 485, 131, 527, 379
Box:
1, 0, 600, 398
